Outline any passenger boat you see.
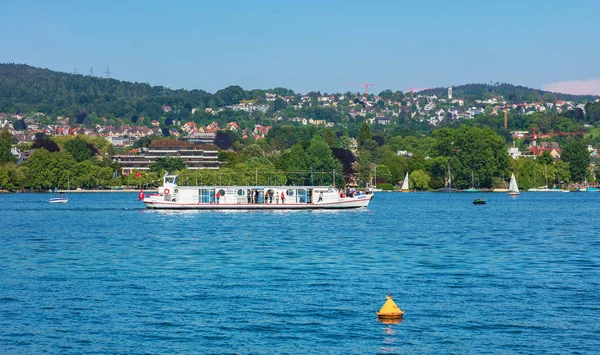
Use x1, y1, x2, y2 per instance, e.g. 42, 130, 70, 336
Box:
142, 174, 373, 210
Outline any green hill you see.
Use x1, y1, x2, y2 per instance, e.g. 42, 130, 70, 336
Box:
0, 63, 277, 123
420, 83, 598, 102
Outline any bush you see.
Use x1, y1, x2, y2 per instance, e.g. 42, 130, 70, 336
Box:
377, 183, 394, 190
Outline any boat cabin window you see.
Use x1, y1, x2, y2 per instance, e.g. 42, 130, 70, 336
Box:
200, 189, 215, 203
165, 177, 175, 184
287, 189, 294, 196
237, 189, 244, 196
218, 189, 226, 196
297, 189, 311, 203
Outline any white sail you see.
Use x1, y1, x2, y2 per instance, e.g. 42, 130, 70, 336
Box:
401, 172, 410, 190
508, 173, 520, 195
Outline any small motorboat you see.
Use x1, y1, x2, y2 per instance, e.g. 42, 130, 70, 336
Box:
472, 198, 486, 205
49, 193, 68, 203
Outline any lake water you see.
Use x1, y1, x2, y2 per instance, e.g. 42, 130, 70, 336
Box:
1, 192, 599, 354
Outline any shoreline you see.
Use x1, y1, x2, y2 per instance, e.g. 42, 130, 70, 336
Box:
1, 189, 158, 193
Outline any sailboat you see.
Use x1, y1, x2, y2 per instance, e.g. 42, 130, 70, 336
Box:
528, 164, 561, 192
372, 165, 382, 192
438, 164, 457, 192
507, 173, 520, 196
399, 172, 411, 192
463, 172, 478, 192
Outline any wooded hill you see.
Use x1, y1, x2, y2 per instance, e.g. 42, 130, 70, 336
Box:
2, 63, 597, 122
421, 83, 598, 102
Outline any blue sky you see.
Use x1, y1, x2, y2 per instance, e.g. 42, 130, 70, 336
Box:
2, 0, 599, 94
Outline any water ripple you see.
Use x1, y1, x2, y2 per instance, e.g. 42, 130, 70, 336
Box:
1, 192, 599, 353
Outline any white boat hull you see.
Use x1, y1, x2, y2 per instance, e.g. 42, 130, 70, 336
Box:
49, 198, 68, 203
144, 195, 372, 210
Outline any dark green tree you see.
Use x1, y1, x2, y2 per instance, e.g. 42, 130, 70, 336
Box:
358, 122, 372, 147
64, 137, 93, 162
273, 97, 287, 111
32, 133, 60, 152
537, 151, 554, 166
561, 140, 590, 182
150, 157, 187, 173
305, 136, 343, 186
0, 127, 16, 165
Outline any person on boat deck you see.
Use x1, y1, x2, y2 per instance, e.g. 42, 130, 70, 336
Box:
318, 191, 323, 202
269, 191, 273, 204
216, 191, 220, 204
281, 192, 285, 203
58, 193, 63, 198
247, 189, 251, 204
276, 192, 280, 204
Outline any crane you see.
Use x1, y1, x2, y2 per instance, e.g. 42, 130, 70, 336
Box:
240, 99, 257, 108
404, 87, 429, 100
347, 83, 375, 98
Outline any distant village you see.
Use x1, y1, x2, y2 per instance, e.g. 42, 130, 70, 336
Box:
1, 87, 599, 166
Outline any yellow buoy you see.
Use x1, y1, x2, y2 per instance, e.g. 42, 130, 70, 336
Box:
376, 293, 404, 319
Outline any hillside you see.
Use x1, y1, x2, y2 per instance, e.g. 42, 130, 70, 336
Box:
0, 63, 271, 121
420, 83, 599, 102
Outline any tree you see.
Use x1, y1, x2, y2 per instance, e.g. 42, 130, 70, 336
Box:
215, 131, 234, 150
537, 151, 553, 166
357, 122, 372, 147
0, 162, 24, 189
64, 137, 93, 162
430, 125, 509, 188
375, 164, 392, 183
410, 170, 431, 190
32, 133, 60, 152
0, 127, 16, 165
242, 144, 264, 158
150, 157, 187, 174
305, 136, 343, 186
561, 140, 590, 182
273, 97, 287, 112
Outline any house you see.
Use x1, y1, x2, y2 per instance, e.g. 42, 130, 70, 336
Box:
168, 128, 180, 137
508, 146, 522, 159
150, 120, 160, 127
182, 121, 198, 133
376, 117, 391, 125
253, 124, 272, 138
206, 121, 220, 131
226, 121, 240, 131
162, 105, 172, 113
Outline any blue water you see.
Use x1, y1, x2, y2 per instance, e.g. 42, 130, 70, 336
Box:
1, 192, 599, 354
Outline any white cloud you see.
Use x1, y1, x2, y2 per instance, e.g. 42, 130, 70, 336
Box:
542, 79, 600, 96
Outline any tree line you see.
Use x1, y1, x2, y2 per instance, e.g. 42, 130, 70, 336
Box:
2, 123, 595, 191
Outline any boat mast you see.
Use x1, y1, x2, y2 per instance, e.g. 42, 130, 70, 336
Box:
374, 164, 377, 188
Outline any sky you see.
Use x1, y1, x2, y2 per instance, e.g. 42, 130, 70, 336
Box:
2, 0, 599, 95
